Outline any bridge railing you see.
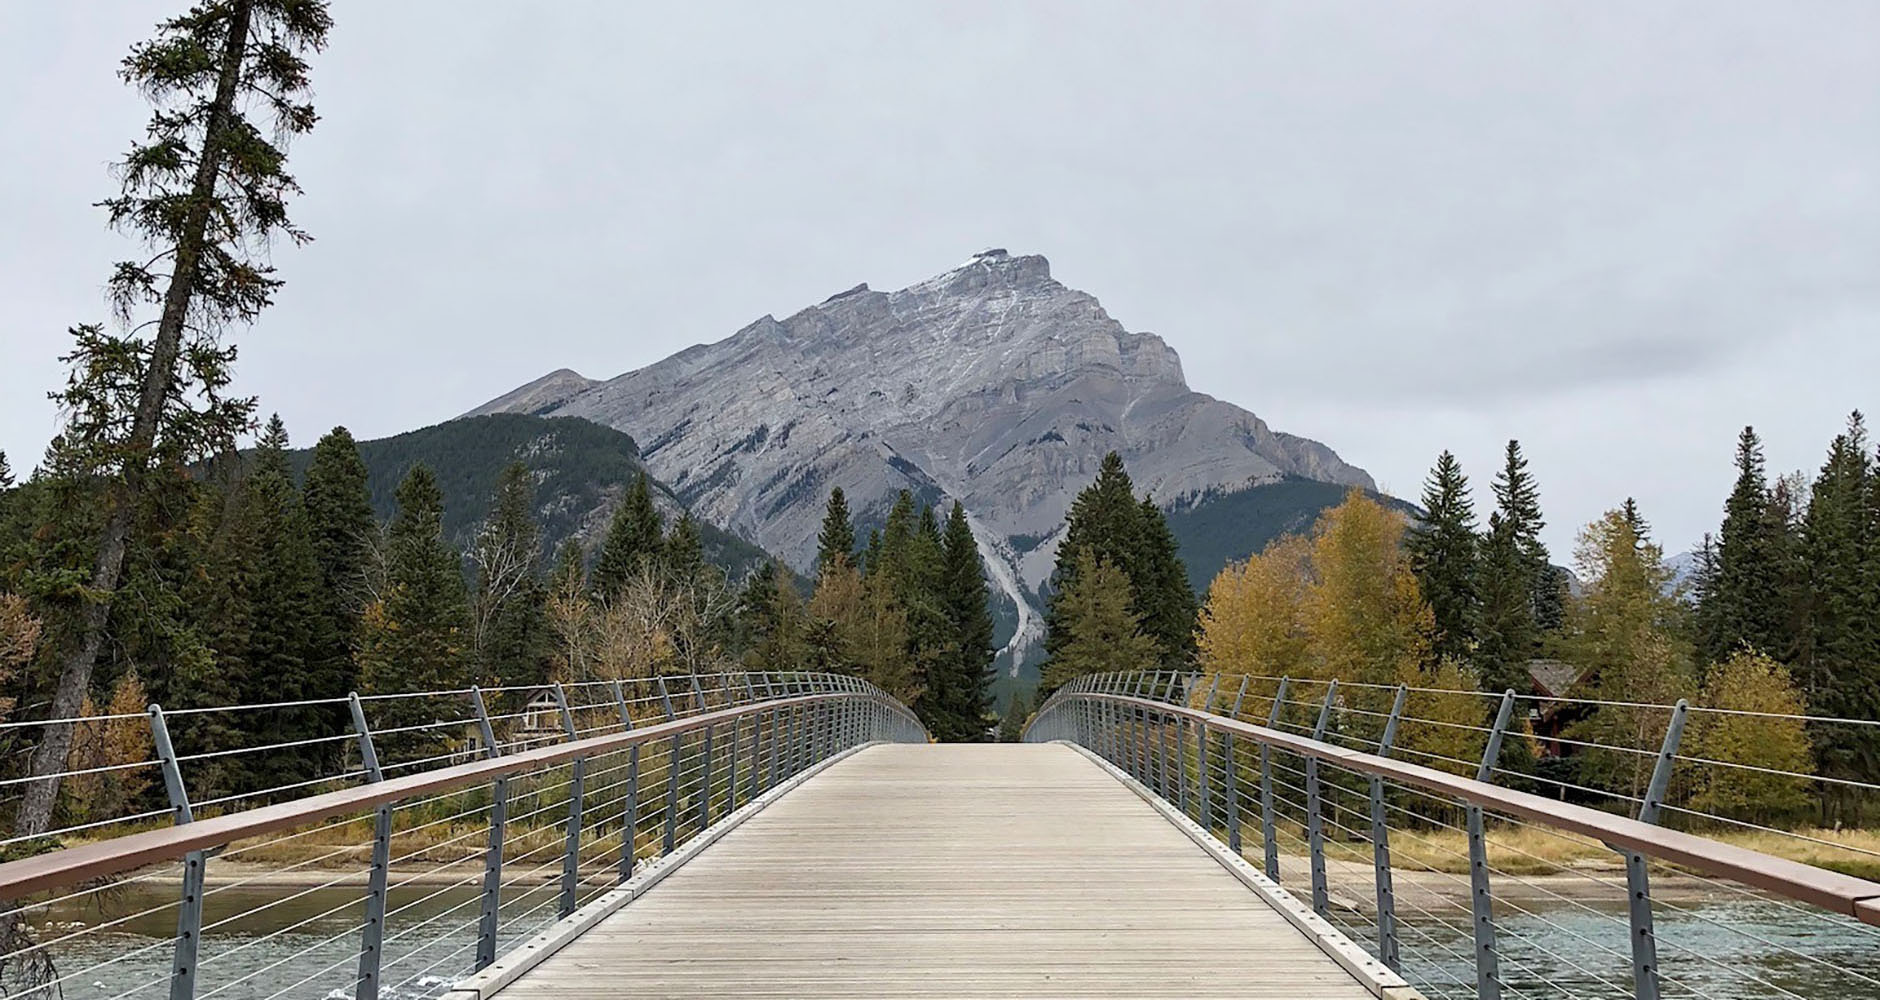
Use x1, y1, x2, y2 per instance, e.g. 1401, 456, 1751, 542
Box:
0, 672, 925, 1000
1026, 671, 1880, 1000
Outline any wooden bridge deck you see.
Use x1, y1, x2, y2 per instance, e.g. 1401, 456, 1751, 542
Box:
487, 743, 1382, 999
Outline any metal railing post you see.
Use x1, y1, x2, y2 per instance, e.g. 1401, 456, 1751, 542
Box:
1261, 676, 1289, 881
741, 675, 760, 803
658, 676, 679, 855
1307, 680, 1339, 917
1467, 690, 1517, 1000
149, 705, 203, 1000
1370, 685, 1408, 972
1225, 676, 1249, 855
1196, 675, 1219, 829
1165, 673, 1184, 808
766, 703, 780, 789
612, 681, 638, 882
691, 677, 711, 833
726, 708, 741, 814
552, 683, 584, 919
347, 694, 393, 1000
470, 687, 507, 972
1626, 700, 1688, 1000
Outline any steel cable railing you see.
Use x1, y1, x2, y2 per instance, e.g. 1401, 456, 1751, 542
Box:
1026, 670, 1880, 1000
0, 671, 924, 1000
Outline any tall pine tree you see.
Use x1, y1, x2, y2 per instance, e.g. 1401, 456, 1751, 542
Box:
816, 487, 856, 572
357, 465, 472, 758
302, 426, 373, 668
593, 472, 663, 599
1407, 451, 1480, 667
241, 416, 345, 788
1796, 412, 1880, 822
1475, 440, 1550, 694
1044, 453, 1195, 673
663, 512, 705, 586
1699, 427, 1791, 663
925, 503, 994, 741
18, 0, 334, 841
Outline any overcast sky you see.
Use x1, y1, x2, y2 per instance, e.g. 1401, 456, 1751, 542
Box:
3, 1, 1876, 559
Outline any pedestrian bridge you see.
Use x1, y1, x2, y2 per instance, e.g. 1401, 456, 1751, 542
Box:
1, 672, 1875, 1000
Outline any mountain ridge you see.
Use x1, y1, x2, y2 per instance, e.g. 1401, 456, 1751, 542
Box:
465, 249, 1377, 670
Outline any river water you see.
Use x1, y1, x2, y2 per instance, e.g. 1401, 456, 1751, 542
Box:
22, 883, 1880, 1000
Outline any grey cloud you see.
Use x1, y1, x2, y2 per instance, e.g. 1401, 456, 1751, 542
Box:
1, 0, 1874, 562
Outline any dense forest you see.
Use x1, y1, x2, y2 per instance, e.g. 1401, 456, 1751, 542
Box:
1170, 422, 1880, 828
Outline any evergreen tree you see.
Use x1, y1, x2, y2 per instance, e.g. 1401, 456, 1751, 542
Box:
18, 0, 334, 841
1700, 427, 1791, 663
301, 426, 374, 665
1407, 451, 1479, 666
471, 463, 546, 688
874, 491, 920, 583
593, 472, 663, 599
663, 512, 705, 586
862, 528, 883, 576
1689, 532, 1720, 649
1796, 413, 1880, 822
357, 465, 472, 759
0, 452, 12, 491
240, 416, 346, 788
1046, 455, 1141, 666
1620, 498, 1651, 548
1044, 453, 1196, 671
1475, 441, 1550, 694
925, 503, 994, 741
1041, 548, 1157, 695
1132, 496, 1199, 667
817, 487, 856, 572
743, 562, 810, 673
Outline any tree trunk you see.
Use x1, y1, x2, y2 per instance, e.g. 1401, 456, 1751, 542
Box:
11, 0, 256, 841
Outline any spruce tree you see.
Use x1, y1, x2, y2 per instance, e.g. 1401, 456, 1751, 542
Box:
743, 562, 809, 673
593, 472, 663, 599
241, 416, 345, 787
471, 463, 546, 688
1044, 453, 1195, 670
817, 488, 856, 572
19, 0, 334, 840
1475, 440, 1550, 694
663, 512, 705, 586
927, 503, 994, 741
1620, 498, 1651, 548
1796, 413, 1880, 821
358, 465, 472, 757
875, 491, 919, 583
862, 528, 883, 576
1700, 427, 1790, 663
302, 426, 374, 663
1407, 451, 1480, 666
1689, 532, 1720, 651
1041, 548, 1157, 695
1132, 496, 1199, 667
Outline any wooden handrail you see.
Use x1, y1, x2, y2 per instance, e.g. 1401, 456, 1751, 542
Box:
1069, 691, 1880, 927
0, 691, 891, 902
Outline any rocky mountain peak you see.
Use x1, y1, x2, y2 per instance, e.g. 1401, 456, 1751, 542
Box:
464, 250, 1373, 671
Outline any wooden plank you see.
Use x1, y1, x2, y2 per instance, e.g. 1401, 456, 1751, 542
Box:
490, 744, 1378, 999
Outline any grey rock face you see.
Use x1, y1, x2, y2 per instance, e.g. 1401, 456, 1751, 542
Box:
465, 250, 1373, 667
